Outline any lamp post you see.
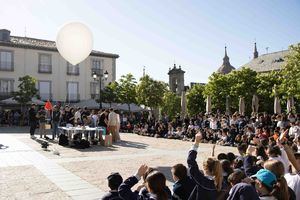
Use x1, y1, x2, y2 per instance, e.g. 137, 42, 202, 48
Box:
93, 70, 109, 109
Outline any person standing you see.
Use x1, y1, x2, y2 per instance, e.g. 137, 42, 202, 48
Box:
37, 108, 47, 139
51, 105, 60, 140
28, 104, 37, 139
115, 110, 121, 141
108, 108, 118, 142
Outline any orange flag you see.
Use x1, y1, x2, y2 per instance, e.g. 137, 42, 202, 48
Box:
45, 100, 53, 111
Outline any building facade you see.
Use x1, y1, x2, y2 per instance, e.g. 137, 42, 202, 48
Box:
0, 29, 119, 102
168, 64, 185, 95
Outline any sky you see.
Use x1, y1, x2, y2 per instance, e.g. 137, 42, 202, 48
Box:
1, 0, 300, 84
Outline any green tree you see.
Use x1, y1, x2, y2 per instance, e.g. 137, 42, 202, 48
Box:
160, 91, 181, 119
256, 70, 283, 113
228, 67, 258, 114
279, 43, 300, 99
186, 84, 205, 116
13, 75, 38, 109
118, 73, 137, 111
204, 72, 232, 112
101, 81, 120, 107
136, 75, 167, 111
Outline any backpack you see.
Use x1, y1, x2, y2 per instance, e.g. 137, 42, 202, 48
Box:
58, 134, 69, 146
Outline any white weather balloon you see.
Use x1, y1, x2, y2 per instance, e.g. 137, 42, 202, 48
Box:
56, 22, 93, 65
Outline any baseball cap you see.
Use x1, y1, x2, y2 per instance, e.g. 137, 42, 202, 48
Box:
251, 169, 277, 188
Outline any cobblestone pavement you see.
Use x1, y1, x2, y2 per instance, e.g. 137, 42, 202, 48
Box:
0, 130, 238, 199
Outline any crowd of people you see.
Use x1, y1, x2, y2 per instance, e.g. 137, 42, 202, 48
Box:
102, 132, 300, 200
99, 111, 300, 200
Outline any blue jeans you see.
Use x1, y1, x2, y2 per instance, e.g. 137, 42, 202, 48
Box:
52, 121, 59, 139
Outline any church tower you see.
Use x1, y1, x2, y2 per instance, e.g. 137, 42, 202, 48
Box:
168, 64, 185, 95
253, 42, 259, 59
217, 46, 235, 74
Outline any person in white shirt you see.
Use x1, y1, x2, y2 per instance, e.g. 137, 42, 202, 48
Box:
108, 108, 118, 142
289, 122, 300, 140
74, 108, 82, 124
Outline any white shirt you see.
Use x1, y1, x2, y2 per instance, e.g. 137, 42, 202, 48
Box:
284, 173, 300, 200
91, 114, 98, 126
289, 125, 300, 138
74, 111, 81, 121
108, 111, 118, 126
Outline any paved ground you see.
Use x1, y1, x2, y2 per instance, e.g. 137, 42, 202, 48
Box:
0, 127, 238, 200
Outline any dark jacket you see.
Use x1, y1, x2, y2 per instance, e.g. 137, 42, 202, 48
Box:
187, 150, 217, 200
172, 177, 196, 200
52, 110, 60, 122
226, 183, 259, 200
28, 108, 37, 122
118, 175, 156, 200
101, 191, 122, 200
243, 155, 262, 177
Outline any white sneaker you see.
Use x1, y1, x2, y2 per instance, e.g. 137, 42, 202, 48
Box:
30, 135, 36, 139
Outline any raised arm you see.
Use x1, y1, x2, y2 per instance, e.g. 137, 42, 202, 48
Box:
118, 164, 148, 200
187, 132, 206, 185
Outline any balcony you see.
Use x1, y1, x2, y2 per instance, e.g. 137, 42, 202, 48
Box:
38, 93, 52, 101
67, 65, 80, 76
0, 92, 13, 100
66, 93, 80, 103
38, 64, 52, 74
0, 61, 14, 71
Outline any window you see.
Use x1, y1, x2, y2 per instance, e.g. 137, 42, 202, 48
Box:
0, 50, 13, 71
90, 82, 99, 98
38, 54, 52, 73
92, 59, 103, 75
0, 79, 14, 97
67, 82, 79, 102
38, 81, 51, 100
67, 62, 79, 75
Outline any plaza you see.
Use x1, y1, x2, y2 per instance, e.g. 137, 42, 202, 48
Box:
0, 128, 237, 200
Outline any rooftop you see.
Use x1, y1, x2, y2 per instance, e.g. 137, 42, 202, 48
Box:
0, 35, 119, 58
240, 49, 290, 72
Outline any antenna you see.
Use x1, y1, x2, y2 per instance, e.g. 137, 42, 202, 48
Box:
24, 26, 27, 37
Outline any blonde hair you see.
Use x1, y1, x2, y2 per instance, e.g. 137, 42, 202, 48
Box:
203, 157, 223, 191
264, 160, 289, 200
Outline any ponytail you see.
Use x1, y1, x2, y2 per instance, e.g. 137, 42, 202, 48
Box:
204, 158, 223, 191
270, 176, 289, 200
213, 159, 223, 191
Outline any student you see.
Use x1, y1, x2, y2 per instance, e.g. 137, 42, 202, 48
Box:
251, 169, 279, 200
171, 163, 195, 200
187, 132, 224, 200
102, 172, 123, 200
264, 160, 295, 200
118, 164, 169, 200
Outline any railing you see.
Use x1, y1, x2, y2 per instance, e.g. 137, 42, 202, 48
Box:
0, 61, 13, 71
67, 65, 80, 75
38, 64, 52, 73
38, 93, 52, 101
66, 93, 80, 103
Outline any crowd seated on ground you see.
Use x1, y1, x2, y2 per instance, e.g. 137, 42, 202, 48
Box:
101, 129, 300, 200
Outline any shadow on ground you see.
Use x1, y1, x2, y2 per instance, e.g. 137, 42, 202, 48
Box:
112, 140, 148, 149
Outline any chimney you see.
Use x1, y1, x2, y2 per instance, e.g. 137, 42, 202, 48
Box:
0, 29, 11, 42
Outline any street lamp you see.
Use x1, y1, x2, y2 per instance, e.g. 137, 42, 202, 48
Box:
93, 70, 109, 109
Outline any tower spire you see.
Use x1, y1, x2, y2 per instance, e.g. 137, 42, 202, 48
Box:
225, 45, 228, 57
253, 42, 258, 59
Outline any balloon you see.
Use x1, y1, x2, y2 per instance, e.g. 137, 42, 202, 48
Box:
56, 22, 93, 65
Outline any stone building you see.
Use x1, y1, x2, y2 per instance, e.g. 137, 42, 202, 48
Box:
0, 29, 119, 102
168, 64, 185, 95
241, 43, 289, 72
216, 46, 235, 74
